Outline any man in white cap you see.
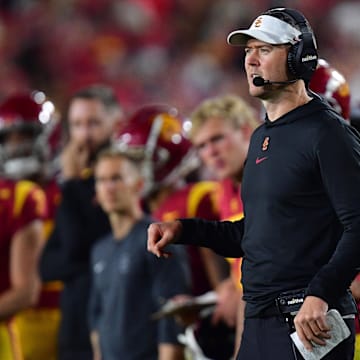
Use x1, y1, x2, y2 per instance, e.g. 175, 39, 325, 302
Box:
147, 7, 360, 359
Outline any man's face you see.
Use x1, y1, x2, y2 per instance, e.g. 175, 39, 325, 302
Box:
244, 39, 290, 99
67, 98, 116, 155
2, 131, 35, 159
95, 157, 141, 215
192, 117, 250, 181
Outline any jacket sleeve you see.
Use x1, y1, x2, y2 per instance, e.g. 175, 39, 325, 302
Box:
54, 179, 110, 262
307, 122, 360, 302
178, 218, 245, 258
39, 221, 88, 281
56, 179, 93, 261
39, 178, 103, 281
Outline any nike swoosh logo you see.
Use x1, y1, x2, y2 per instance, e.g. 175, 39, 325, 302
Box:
256, 156, 268, 164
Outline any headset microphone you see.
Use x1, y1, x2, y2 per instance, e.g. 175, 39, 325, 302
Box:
252, 77, 298, 87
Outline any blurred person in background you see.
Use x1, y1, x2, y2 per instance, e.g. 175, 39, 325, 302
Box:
309, 58, 351, 123
90, 148, 190, 360
0, 94, 49, 358
0, 91, 63, 360
188, 94, 260, 356
39, 85, 123, 360
0, 178, 46, 360
117, 104, 227, 295
116, 104, 232, 359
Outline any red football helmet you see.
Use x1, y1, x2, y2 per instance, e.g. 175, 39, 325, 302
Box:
309, 59, 351, 121
116, 104, 199, 195
0, 91, 62, 179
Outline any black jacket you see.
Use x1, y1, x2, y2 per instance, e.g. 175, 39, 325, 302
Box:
178, 97, 360, 317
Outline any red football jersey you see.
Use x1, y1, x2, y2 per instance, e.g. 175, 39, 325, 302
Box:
15, 179, 61, 360
36, 179, 62, 309
0, 179, 47, 294
152, 181, 220, 295
217, 178, 244, 288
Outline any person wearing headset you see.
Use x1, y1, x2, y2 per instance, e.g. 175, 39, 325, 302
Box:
147, 7, 360, 360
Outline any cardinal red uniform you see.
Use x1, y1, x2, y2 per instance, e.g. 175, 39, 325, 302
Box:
152, 181, 219, 295
15, 179, 62, 360
217, 178, 244, 288
0, 179, 47, 360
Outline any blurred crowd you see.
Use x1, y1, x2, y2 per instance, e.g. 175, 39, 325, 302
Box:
0, 0, 359, 117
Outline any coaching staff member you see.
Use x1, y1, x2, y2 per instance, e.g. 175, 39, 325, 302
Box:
147, 7, 360, 360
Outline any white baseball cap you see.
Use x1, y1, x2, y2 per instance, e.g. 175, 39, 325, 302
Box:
227, 14, 302, 46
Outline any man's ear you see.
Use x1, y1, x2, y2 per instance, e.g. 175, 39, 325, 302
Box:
134, 177, 145, 194
241, 124, 255, 141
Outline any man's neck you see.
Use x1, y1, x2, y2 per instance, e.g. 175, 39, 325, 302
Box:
109, 207, 143, 241
262, 82, 312, 122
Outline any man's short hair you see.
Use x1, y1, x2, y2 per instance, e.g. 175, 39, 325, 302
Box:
94, 146, 143, 180
189, 94, 259, 140
71, 84, 123, 114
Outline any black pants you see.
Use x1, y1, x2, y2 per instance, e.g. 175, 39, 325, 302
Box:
236, 316, 355, 360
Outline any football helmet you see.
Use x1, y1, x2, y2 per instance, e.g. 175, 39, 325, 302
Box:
309, 58, 350, 121
0, 91, 61, 179
116, 104, 199, 195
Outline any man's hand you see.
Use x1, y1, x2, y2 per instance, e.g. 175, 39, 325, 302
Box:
147, 221, 182, 258
293, 296, 331, 350
60, 141, 90, 179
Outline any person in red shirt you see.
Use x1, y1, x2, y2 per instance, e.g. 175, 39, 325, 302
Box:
309, 58, 351, 123
0, 91, 63, 360
0, 177, 46, 359
189, 94, 260, 354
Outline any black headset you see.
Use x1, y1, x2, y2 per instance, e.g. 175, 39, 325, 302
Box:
265, 8, 318, 83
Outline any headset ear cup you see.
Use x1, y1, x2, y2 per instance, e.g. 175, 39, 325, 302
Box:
287, 44, 299, 78
299, 32, 318, 82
